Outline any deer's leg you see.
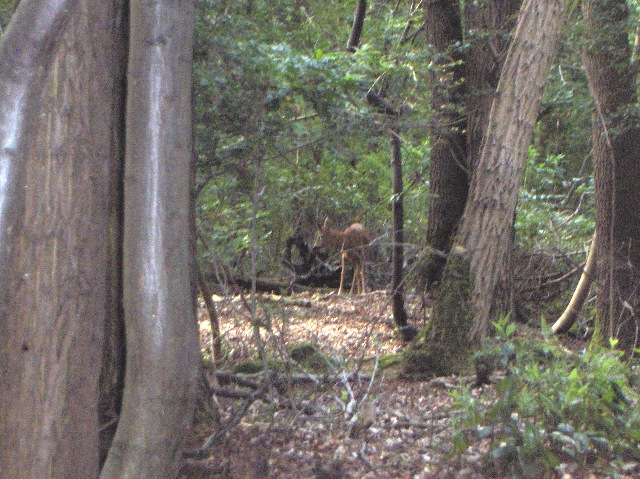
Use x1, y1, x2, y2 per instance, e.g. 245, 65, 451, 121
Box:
360, 258, 366, 293
349, 261, 357, 294
339, 251, 347, 294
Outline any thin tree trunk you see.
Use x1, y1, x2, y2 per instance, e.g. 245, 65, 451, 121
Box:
99, 1, 199, 478
347, 0, 367, 52
198, 263, 222, 365
390, 128, 415, 341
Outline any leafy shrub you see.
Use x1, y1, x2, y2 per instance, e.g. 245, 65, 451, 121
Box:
516, 148, 594, 252
451, 318, 640, 478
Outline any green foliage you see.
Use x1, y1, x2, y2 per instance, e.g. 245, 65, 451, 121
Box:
451, 319, 640, 477
535, 16, 593, 176
194, 0, 602, 286
0, 0, 13, 31
194, 0, 432, 275
516, 147, 594, 251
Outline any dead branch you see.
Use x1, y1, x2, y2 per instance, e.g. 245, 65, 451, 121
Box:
552, 233, 597, 334
214, 370, 373, 388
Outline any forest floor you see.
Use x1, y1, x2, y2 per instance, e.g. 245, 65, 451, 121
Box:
179, 290, 622, 479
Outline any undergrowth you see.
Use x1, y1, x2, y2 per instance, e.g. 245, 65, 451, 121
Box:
451, 318, 640, 478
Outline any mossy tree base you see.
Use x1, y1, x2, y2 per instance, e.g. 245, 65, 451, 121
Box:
401, 252, 477, 378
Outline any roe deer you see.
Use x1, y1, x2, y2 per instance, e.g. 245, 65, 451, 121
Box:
314, 218, 370, 294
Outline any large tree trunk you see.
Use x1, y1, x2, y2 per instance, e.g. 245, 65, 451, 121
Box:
422, 0, 521, 290
405, 0, 568, 378
99, 1, 199, 478
0, 1, 122, 477
582, 0, 640, 354
452, 0, 568, 339
422, 0, 468, 289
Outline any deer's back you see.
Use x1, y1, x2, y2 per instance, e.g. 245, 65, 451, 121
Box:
343, 223, 370, 249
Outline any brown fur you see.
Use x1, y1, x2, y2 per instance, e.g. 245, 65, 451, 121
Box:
315, 219, 370, 294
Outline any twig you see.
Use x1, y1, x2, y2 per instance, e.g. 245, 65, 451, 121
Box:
358, 443, 375, 471
184, 383, 267, 459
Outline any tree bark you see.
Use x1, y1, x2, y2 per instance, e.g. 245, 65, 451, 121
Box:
0, 0, 78, 302
99, 1, 199, 478
0, 1, 122, 478
582, 0, 640, 354
427, 0, 568, 354
422, 0, 521, 290
347, 0, 367, 52
456, 0, 567, 339
422, 0, 468, 289
390, 128, 414, 340
97, 1, 128, 466
464, 0, 521, 171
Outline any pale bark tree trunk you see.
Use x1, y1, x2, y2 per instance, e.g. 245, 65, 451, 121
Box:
452, 0, 568, 339
99, 1, 199, 478
582, 0, 640, 355
552, 233, 597, 334
418, 0, 569, 368
0, 1, 122, 478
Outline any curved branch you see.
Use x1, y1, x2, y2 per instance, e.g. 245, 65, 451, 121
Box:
552, 233, 597, 334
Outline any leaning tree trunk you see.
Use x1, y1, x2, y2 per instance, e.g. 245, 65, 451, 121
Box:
450, 0, 568, 340
0, 1, 123, 478
404, 0, 569, 378
421, 0, 468, 290
99, 1, 199, 478
582, 0, 640, 355
552, 233, 597, 334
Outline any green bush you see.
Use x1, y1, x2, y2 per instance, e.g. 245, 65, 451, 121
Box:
451, 318, 640, 478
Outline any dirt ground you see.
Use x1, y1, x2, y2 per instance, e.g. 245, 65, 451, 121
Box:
178, 290, 621, 479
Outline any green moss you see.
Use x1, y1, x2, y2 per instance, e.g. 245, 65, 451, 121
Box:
378, 353, 403, 369
234, 360, 265, 374
288, 342, 333, 373
400, 251, 477, 378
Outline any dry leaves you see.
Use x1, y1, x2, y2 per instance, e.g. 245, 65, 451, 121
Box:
181, 291, 616, 479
